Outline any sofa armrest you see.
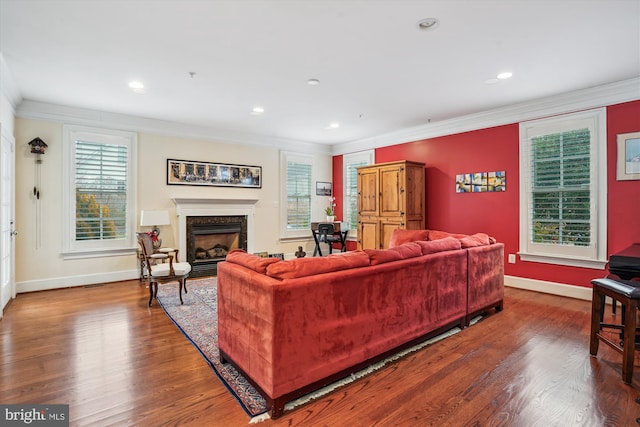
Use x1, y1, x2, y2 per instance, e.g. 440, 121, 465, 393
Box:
467, 243, 504, 316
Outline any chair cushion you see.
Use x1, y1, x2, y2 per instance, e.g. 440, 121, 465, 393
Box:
150, 262, 191, 277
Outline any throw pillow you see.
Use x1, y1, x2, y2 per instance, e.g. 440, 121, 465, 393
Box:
225, 249, 281, 274
388, 229, 430, 247
459, 233, 491, 248
365, 242, 423, 265
427, 229, 468, 241
266, 251, 370, 279
416, 237, 462, 255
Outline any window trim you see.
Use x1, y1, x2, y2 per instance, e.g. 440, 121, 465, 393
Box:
518, 108, 607, 269
280, 151, 313, 240
343, 150, 374, 239
62, 125, 137, 259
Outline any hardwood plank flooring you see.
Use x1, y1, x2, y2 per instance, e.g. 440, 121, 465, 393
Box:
1, 280, 638, 426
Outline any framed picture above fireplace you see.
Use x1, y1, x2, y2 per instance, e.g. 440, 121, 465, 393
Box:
167, 159, 262, 188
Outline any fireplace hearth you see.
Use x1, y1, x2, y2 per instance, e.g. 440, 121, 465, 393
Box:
186, 215, 247, 277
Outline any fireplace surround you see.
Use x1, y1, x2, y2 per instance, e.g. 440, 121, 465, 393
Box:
173, 198, 258, 276
187, 215, 247, 277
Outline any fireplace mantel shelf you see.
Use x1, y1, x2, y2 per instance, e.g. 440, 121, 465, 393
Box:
172, 198, 259, 206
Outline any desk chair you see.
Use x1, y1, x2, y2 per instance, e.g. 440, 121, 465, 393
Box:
317, 223, 344, 255
137, 232, 192, 306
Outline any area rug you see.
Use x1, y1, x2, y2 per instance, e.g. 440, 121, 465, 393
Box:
156, 278, 475, 421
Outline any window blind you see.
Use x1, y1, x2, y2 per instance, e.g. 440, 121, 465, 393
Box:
530, 128, 590, 246
286, 160, 311, 230
75, 140, 128, 241
344, 159, 369, 230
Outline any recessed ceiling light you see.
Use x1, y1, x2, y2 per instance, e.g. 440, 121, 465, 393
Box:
307, 78, 320, 86
128, 81, 144, 89
324, 122, 340, 130
251, 106, 264, 115
417, 18, 439, 31
497, 72, 513, 80
128, 80, 145, 94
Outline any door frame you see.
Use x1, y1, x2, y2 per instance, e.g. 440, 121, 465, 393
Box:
0, 123, 16, 316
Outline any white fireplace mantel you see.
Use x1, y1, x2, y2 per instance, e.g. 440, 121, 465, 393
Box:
172, 198, 258, 257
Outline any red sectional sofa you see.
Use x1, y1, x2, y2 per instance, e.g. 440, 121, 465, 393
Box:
217, 230, 504, 418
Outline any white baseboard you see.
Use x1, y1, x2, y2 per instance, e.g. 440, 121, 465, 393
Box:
17, 271, 596, 300
17, 269, 139, 293
505, 275, 593, 301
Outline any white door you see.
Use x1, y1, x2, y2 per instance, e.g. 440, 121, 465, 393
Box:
0, 124, 16, 316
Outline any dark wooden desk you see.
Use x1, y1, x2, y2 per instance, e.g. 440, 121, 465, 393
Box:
606, 243, 640, 315
609, 243, 640, 280
311, 222, 348, 256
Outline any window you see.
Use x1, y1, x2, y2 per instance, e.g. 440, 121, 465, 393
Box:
62, 125, 137, 258
343, 150, 374, 236
519, 109, 607, 268
280, 151, 312, 239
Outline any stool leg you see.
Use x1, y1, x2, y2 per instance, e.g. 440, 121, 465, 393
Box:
590, 288, 603, 356
622, 300, 638, 384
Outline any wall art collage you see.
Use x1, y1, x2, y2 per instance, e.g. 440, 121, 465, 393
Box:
456, 171, 506, 193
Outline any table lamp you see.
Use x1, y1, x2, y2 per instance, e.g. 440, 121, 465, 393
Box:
140, 210, 170, 248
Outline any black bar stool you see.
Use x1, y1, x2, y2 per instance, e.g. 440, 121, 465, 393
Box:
590, 277, 640, 384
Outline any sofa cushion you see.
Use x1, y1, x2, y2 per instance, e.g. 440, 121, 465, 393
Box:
225, 250, 281, 274
388, 229, 430, 247
416, 237, 461, 255
365, 242, 423, 265
459, 233, 491, 248
266, 251, 370, 279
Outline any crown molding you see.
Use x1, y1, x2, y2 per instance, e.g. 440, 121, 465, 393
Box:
333, 77, 640, 155
12, 76, 639, 157
15, 99, 333, 156
0, 53, 22, 110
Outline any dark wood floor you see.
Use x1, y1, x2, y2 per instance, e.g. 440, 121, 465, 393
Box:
1, 279, 638, 426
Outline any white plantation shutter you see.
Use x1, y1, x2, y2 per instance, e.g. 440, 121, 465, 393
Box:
75, 141, 128, 241
343, 151, 374, 234
519, 109, 607, 268
63, 125, 137, 258
280, 151, 313, 238
286, 158, 312, 230
530, 129, 591, 246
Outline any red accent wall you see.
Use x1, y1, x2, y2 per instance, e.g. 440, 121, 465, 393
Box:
333, 100, 640, 287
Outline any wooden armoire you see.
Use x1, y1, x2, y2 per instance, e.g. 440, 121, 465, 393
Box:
357, 160, 425, 250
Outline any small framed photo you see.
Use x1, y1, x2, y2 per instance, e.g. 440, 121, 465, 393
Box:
316, 181, 332, 196
617, 132, 640, 181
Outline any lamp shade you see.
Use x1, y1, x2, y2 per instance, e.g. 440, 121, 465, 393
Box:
140, 210, 170, 227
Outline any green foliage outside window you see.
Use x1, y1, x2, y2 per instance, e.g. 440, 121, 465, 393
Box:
75, 192, 117, 240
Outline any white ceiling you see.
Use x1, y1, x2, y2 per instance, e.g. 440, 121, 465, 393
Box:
1, 0, 639, 146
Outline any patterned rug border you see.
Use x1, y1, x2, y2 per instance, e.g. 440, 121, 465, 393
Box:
156, 278, 267, 417
156, 277, 478, 421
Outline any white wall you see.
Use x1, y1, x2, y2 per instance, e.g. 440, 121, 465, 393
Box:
14, 116, 332, 292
